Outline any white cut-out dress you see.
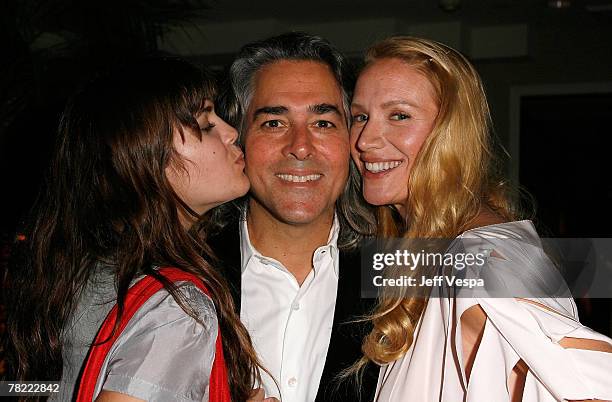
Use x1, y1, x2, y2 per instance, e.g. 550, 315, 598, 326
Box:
375, 221, 612, 402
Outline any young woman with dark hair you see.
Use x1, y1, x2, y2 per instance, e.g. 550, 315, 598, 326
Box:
4, 59, 275, 402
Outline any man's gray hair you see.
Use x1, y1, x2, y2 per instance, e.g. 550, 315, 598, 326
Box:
224, 31, 352, 137
217, 32, 375, 250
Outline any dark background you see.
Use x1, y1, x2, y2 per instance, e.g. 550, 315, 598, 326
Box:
1, 0, 611, 374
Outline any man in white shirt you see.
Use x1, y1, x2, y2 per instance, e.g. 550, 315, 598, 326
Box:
210, 32, 377, 402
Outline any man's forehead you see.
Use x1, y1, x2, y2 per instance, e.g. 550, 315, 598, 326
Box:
249, 60, 344, 110
255, 59, 338, 83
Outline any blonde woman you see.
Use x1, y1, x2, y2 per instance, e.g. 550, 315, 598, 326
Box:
350, 37, 612, 401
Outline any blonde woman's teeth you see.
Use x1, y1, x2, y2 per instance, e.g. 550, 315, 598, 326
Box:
364, 161, 402, 173
276, 174, 322, 183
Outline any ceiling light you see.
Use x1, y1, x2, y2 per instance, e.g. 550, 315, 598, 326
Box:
548, 0, 571, 8
439, 0, 461, 12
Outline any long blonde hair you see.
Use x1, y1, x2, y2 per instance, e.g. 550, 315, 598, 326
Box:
359, 37, 517, 366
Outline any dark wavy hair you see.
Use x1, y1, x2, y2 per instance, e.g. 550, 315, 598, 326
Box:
3, 58, 262, 401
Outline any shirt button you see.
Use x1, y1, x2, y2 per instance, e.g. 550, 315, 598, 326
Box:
288, 377, 298, 387
291, 302, 300, 310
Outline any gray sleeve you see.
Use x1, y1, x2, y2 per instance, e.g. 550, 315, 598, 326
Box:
99, 283, 218, 402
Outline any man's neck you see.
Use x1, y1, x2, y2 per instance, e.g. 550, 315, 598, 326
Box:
246, 200, 335, 285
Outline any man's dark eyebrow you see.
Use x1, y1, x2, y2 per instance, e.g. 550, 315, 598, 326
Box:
309, 103, 342, 116
252, 106, 288, 121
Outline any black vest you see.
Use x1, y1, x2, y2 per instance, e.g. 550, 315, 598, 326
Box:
208, 219, 378, 402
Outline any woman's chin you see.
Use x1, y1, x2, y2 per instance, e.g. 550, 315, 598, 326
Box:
220, 179, 250, 205
200, 178, 251, 212
236, 175, 251, 197
364, 192, 407, 213
364, 194, 391, 207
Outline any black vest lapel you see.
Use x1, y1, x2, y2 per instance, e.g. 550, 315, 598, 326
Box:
209, 221, 379, 401
315, 249, 378, 402
208, 219, 242, 311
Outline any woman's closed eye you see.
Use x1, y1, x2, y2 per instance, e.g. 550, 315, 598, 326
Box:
200, 122, 216, 133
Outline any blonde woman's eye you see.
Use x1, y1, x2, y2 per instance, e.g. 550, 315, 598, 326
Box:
352, 114, 368, 123
391, 112, 410, 121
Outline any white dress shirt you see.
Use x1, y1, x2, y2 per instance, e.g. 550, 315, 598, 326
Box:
239, 216, 340, 402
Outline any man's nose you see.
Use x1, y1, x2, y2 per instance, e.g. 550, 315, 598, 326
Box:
283, 125, 315, 160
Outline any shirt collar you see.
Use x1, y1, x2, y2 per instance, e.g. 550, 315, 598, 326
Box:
239, 214, 340, 276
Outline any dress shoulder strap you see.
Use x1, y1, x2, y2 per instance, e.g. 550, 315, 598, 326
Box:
76, 267, 230, 402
